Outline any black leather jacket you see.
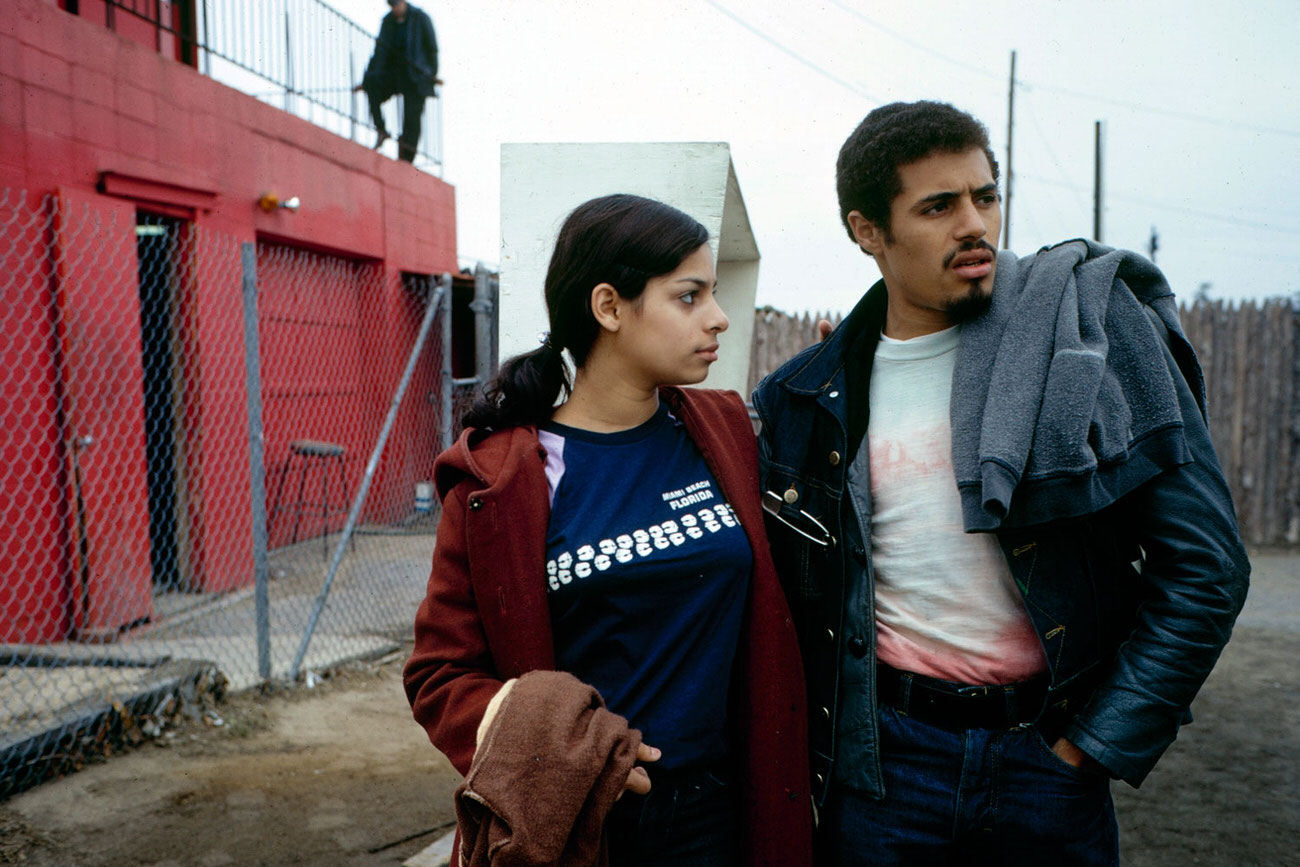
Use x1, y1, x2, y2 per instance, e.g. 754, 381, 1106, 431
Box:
753, 279, 1250, 804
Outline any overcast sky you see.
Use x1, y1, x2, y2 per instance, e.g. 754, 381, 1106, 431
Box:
336, 0, 1299, 315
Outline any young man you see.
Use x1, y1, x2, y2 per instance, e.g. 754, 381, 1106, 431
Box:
752, 101, 1250, 864
355, 0, 438, 162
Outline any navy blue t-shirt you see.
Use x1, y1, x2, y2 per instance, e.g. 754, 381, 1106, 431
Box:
539, 403, 750, 770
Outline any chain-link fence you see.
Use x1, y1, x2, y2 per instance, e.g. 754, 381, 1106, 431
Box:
0, 188, 452, 798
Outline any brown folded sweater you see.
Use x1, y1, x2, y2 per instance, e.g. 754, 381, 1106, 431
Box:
454, 670, 642, 867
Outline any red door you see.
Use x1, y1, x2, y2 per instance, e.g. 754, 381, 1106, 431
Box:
52, 188, 153, 638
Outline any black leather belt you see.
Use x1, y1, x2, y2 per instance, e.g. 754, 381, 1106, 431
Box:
876, 664, 1049, 731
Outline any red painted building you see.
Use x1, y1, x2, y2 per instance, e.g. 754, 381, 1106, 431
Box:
0, 0, 458, 642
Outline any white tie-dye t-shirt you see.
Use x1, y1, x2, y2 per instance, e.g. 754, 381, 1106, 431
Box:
867, 326, 1046, 685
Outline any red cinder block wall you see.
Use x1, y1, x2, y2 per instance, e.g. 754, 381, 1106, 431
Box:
0, 0, 457, 642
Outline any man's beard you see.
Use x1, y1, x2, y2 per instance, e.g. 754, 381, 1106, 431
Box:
945, 282, 993, 325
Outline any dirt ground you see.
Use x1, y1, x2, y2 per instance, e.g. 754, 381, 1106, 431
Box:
0, 653, 461, 867
1, 552, 1296, 866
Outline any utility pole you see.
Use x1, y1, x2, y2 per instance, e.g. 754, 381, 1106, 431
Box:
1003, 50, 1013, 249
1148, 226, 1159, 263
1003, 50, 1016, 250
1093, 120, 1105, 243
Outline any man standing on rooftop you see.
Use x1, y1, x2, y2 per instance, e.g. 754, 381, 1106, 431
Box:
355, 0, 438, 163
753, 100, 1250, 864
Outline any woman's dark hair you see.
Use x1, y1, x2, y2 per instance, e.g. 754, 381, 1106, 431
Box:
462, 194, 710, 430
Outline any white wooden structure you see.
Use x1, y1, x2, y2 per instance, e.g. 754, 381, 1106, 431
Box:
499, 142, 759, 395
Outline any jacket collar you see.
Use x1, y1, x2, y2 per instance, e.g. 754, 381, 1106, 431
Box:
776, 279, 889, 396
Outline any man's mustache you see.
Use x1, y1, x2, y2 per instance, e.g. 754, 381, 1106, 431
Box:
942, 240, 997, 269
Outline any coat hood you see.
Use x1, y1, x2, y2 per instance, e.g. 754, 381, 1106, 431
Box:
433, 425, 544, 502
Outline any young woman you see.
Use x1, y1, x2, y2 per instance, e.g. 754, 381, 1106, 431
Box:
403, 194, 810, 866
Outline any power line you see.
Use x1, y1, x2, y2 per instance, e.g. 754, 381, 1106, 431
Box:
1019, 81, 1300, 140
1012, 190, 1050, 246
1158, 246, 1300, 268
823, 0, 1003, 82
701, 0, 881, 104
1020, 173, 1300, 235
1023, 98, 1090, 216
819, 0, 1300, 139
1227, 250, 1300, 266
700, 1, 1300, 242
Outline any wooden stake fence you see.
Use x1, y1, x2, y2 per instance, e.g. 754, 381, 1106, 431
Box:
746, 306, 842, 399
747, 299, 1300, 547
1180, 299, 1299, 547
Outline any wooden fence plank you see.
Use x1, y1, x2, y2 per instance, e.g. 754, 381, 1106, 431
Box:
746, 298, 1298, 546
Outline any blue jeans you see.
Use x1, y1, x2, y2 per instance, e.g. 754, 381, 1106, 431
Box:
823, 708, 1118, 866
605, 763, 740, 867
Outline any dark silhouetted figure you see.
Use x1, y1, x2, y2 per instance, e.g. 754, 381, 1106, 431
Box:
355, 0, 438, 163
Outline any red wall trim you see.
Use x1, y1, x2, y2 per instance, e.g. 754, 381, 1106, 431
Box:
255, 229, 383, 264
97, 170, 218, 214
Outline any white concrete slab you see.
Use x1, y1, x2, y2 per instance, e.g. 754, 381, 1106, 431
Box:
499, 142, 760, 395
403, 828, 455, 867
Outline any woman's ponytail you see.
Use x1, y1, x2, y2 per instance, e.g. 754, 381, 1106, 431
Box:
460, 340, 570, 430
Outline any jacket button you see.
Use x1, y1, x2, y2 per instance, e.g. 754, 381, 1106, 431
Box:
852, 545, 866, 564
783, 485, 799, 504
468, 498, 483, 511
815, 773, 826, 786
828, 450, 841, 466
820, 706, 831, 720
848, 636, 868, 659
825, 628, 835, 644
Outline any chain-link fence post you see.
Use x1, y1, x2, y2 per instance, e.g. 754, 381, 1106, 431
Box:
472, 263, 496, 385
290, 274, 450, 679
239, 242, 273, 683
440, 274, 454, 453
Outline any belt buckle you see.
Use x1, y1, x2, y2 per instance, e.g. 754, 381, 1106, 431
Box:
957, 684, 992, 700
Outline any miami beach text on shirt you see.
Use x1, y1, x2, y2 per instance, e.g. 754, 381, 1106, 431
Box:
662, 479, 716, 511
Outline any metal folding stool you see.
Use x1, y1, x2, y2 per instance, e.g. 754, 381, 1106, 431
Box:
269, 439, 354, 557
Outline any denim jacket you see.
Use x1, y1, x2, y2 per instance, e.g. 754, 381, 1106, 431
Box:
752, 280, 1250, 805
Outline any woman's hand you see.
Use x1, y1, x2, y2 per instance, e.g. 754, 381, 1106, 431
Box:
619, 743, 661, 799
477, 680, 660, 796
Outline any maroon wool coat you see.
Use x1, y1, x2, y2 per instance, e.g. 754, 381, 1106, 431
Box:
403, 387, 812, 866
